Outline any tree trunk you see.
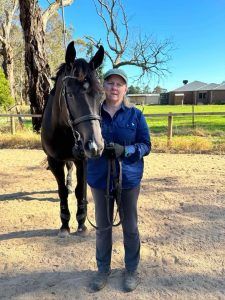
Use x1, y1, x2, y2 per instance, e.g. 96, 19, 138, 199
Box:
2, 43, 15, 99
19, 0, 51, 132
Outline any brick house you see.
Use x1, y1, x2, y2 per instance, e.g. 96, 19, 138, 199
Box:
169, 81, 225, 104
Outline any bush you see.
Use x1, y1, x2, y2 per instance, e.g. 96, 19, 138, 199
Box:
0, 68, 14, 110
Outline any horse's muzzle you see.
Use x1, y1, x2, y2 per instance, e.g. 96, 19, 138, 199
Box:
85, 140, 103, 158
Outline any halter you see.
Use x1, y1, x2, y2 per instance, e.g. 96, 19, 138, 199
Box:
59, 74, 101, 144
61, 75, 101, 127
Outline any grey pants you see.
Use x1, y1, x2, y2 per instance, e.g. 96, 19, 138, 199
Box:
91, 185, 140, 273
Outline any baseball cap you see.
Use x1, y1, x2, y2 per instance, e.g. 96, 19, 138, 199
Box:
103, 69, 128, 84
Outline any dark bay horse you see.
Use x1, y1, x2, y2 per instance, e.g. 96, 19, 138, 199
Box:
41, 41, 104, 237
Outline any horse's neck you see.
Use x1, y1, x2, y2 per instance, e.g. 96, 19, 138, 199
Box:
48, 91, 68, 128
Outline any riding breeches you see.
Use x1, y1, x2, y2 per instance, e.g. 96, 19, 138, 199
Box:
91, 185, 140, 273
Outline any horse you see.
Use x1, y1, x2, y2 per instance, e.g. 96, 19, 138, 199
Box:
41, 41, 104, 237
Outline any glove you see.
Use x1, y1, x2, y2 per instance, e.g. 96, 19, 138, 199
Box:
72, 142, 85, 160
104, 142, 125, 159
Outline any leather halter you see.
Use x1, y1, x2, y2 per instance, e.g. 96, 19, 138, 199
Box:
60, 75, 101, 130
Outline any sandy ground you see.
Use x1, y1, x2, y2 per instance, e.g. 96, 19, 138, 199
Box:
0, 149, 225, 300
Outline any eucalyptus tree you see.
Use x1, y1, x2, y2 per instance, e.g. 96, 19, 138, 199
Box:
0, 0, 18, 98
18, 0, 74, 132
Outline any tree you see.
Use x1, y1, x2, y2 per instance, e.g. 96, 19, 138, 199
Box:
19, 0, 51, 132
0, 67, 14, 109
128, 85, 141, 94
18, 0, 74, 132
142, 84, 151, 94
86, 0, 172, 81
152, 85, 167, 94
0, 0, 18, 98
45, 13, 73, 75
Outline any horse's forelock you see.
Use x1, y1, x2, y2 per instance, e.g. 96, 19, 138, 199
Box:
75, 59, 102, 93
53, 60, 102, 94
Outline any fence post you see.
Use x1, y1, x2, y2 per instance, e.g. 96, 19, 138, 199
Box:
10, 116, 16, 135
167, 113, 173, 147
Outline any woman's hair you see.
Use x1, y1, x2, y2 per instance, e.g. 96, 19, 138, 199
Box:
123, 95, 134, 107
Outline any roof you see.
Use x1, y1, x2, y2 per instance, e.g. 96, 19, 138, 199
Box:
172, 81, 207, 92
213, 83, 225, 90
198, 83, 220, 91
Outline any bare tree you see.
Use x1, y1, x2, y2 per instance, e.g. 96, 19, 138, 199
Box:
18, 0, 74, 132
0, 0, 18, 98
86, 0, 172, 80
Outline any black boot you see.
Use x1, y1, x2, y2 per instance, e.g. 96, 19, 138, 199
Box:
123, 270, 140, 292
90, 271, 110, 292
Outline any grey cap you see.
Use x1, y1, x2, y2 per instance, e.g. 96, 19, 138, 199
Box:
103, 68, 128, 84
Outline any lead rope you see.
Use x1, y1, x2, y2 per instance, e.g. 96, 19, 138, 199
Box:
107, 158, 123, 227
83, 156, 123, 231
82, 158, 99, 229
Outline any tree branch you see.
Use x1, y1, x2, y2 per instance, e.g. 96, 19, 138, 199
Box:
89, 0, 173, 80
42, 0, 74, 32
0, 0, 18, 42
85, 35, 114, 66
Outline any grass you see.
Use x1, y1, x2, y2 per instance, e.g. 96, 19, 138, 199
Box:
136, 105, 225, 136
138, 104, 225, 114
0, 131, 41, 149
0, 105, 225, 154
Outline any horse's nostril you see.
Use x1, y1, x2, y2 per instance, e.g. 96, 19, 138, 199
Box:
86, 140, 98, 153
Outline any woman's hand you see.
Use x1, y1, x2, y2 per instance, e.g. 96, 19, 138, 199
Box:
104, 142, 125, 158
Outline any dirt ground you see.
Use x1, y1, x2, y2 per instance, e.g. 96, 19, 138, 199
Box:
0, 149, 225, 300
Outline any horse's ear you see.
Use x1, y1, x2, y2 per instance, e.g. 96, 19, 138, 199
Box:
65, 41, 76, 65
89, 45, 104, 70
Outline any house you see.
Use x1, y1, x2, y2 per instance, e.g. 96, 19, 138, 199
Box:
169, 81, 225, 104
127, 94, 160, 105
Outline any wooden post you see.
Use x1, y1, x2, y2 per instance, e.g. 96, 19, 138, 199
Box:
192, 104, 195, 128
167, 113, 173, 147
10, 116, 16, 135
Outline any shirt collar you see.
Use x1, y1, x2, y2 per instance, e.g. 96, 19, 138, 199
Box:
101, 100, 126, 113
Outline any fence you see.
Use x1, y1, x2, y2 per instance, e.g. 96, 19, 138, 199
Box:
1, 112, 225, 146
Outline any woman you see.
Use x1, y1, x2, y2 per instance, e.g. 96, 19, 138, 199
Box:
87, 68, 151, 292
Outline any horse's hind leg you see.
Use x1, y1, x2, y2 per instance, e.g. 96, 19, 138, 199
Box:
48, 156, 70, 237
65, 161, 73, 194
74, 161, 87, 233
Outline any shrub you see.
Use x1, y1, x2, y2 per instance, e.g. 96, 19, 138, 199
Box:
0, 68, 14, 110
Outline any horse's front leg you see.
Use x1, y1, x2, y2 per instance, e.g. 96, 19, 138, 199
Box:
65, 161, 73, 194
48, 156, 70, 237
74, 160, 87, 234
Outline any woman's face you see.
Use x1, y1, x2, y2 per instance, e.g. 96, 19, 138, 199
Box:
103, 75, 127, 105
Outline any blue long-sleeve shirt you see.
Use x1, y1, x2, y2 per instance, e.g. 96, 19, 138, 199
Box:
87, 102, 151, 189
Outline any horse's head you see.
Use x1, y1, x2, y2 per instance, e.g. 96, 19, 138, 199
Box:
60, 41, 104, 159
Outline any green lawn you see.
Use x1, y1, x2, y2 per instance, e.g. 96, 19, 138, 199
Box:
138, 104, 225, 114
136, 105, 225, 137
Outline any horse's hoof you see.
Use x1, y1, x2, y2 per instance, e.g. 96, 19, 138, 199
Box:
75, 225, 88, 236
58, 228, 70, 238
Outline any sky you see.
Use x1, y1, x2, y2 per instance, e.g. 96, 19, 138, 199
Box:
39, 0, 225, 91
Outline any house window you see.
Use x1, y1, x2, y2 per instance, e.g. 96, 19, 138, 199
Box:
199, 93, 206, 99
